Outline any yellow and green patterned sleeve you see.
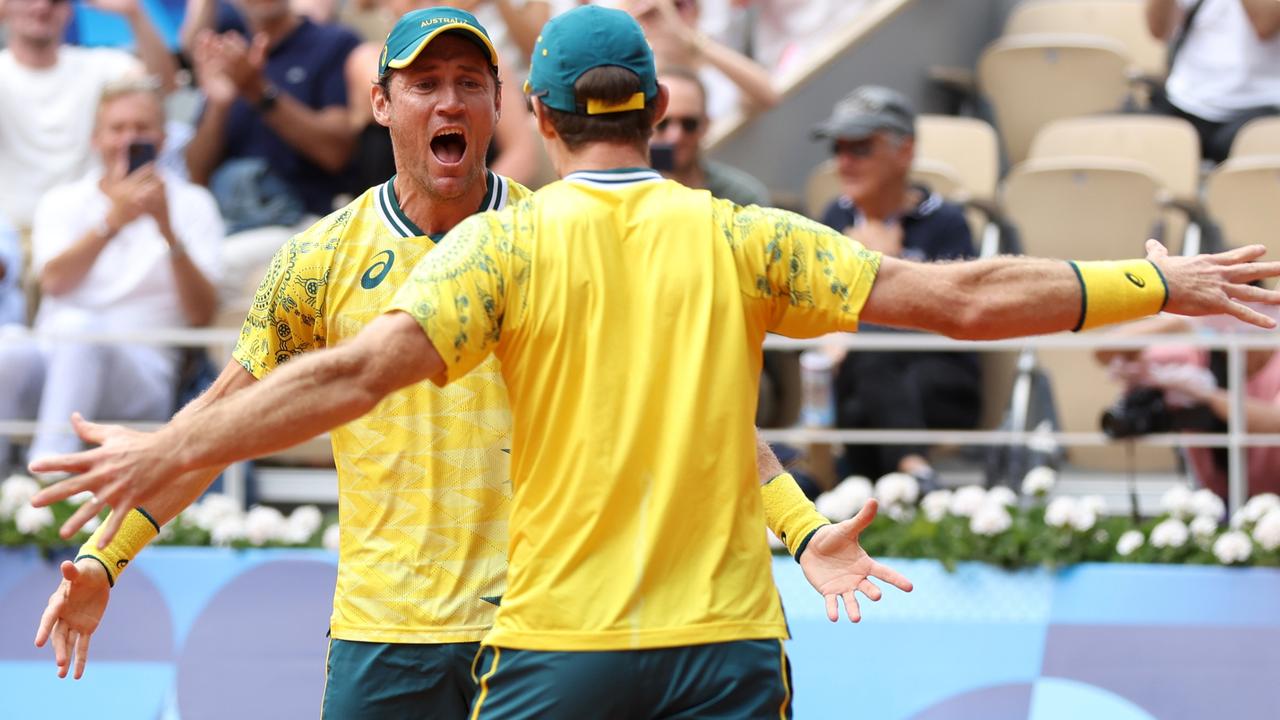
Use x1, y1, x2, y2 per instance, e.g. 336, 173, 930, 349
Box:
231, 232, 332, 378
725, 202, 882, 337
389, 212, 516, 387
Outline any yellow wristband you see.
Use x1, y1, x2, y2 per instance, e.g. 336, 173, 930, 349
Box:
760, 473, 830, 561
76, 508, 160, 587
1069, 259, 1169, 332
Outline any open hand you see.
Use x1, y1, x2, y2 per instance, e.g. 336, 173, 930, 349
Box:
29, 414, 179, 545
1149, 240, 1280, 329
799, 498, 913, 622
34, 559, 111, 680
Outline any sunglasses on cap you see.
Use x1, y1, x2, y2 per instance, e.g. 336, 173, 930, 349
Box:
656, 116, 702, 134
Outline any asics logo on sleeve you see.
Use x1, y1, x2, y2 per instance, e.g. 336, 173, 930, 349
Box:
1125, 271, 1146, 289
361, 250, 395, 289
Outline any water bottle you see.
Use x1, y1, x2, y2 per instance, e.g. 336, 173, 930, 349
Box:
799, 350, 836, 428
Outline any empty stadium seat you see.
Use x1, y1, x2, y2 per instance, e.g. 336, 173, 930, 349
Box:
1003, 157, 1163, 260
915, 115, 1001, 203
978, 34, 1132, 164
1230, 116, 1280, 158
1029, 115, 1201, 253
1004, 0, 1165, 80
1205, 157, 1280, 276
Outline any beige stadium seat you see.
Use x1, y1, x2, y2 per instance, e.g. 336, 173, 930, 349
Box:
909, 157, 965, 200
1231, 116, 1280, 158
1004, 0, 1166, 80
978, 34, 1131, 164
1003, 157, 1163, 260
1205, 157, 1280, 276
1034, 348, 1178, 471
915, 115, 1000, 203
1029, 115, 1200, 253
804, 158, 842, 219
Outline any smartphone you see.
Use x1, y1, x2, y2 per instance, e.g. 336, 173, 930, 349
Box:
127, 141, 158, 174
649, 142, 675, 172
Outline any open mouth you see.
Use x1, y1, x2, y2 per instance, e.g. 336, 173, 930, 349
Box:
430, 128, 467, 165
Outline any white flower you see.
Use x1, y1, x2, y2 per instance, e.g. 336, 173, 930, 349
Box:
1160, 486, 1194, 520
322, 523, 341, 552
884, 503, 915, 523
986, 486, 1018, 508
874, 472, 920, 507
1021, 466, 1056, 497
1190, 515, 1219, 540
1026, 420, 1059, 454
970, 503, 1012, 536
82, 514, 102, 535
1045, 497, 1077, 528
15, 504, 54, 534
816, 476, 872, 521
1069, 505, 1098, 532
244, 506, 287, 546
0, 474, 40, 520
1116, 530, 1145, 556
68, 491, 95, 506
949, 486, 987, 517
287, 505, 323, 543
1150, 518, 1190, 549
210, 516, 246, 546
920, 490, 953, 522
1252, 510, 1280, 552
1189, 489, 1225, 522
1213, 531, 1253, 564
1233, 493, 1280, 529
194, 494, 242, 531
1079, 495, 1107, 515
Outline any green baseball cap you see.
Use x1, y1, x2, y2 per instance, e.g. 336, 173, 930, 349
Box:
524, 5, 658, 115
378, 7, 499, 79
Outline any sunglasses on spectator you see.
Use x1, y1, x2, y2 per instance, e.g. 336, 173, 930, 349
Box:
657, 116, 702, 134
831, 138, 878, 158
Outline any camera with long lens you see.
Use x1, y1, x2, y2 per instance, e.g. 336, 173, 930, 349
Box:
1100, 386, 1221, 439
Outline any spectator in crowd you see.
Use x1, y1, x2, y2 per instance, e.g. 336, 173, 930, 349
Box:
0, 212, 24, 327
0, 79, 222, 471
0, 0, 177, 233
1146, 0, 1280, 162
813, 86, 980, 489
736, 0, 877, 77
343, 0, 544, 190
1097, 308, 1280, 499
621, 0, 778, 120
650, 67, 768, 206
182, 0, 359, 302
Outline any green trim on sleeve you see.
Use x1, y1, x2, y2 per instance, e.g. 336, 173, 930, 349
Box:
74, 554, 115, 588
1067, 260, 1087, 333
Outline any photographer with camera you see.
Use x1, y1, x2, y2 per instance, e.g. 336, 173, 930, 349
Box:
0, 79, 222, 474
1097, 311, 1280, 499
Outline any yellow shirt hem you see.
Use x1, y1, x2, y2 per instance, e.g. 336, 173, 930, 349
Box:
330, 622, 492, 645
483, 620, 789, 651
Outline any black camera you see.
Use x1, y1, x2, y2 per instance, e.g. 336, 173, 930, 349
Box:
1100, 386, 1220, 439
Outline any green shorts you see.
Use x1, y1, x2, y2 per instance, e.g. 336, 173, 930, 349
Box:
469, 639, 792, 720
321, 638, 482, 720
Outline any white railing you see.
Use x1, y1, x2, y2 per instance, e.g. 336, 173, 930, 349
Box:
5, 328, 1278, 513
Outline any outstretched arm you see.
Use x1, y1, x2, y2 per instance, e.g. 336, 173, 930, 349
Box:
32, 312, 442, 542
861, 241, 1280, 339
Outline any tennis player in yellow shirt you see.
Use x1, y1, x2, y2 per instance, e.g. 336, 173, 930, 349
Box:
32, 5, 1280, 718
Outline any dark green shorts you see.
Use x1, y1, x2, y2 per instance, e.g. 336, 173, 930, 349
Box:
469, 639, 792, 720
321, 638, 482, 719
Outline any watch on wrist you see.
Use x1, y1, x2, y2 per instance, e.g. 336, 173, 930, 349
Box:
256, 83, 280, 113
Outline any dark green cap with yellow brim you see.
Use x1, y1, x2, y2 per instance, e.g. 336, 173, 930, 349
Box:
378, 7, 499, 78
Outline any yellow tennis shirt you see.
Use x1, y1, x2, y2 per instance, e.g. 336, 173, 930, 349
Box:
233, 172, 531, 643
390, 169, 881, 651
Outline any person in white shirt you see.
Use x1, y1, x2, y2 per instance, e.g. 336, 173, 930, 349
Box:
1147, 0, 1280, 161
0, 0, 177, 233
0, 79, 222, 471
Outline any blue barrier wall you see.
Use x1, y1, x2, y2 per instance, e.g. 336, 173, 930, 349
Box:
2, 548, 1278, 719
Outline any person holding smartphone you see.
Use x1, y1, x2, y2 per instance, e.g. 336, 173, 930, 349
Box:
0, 78, 223, 474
